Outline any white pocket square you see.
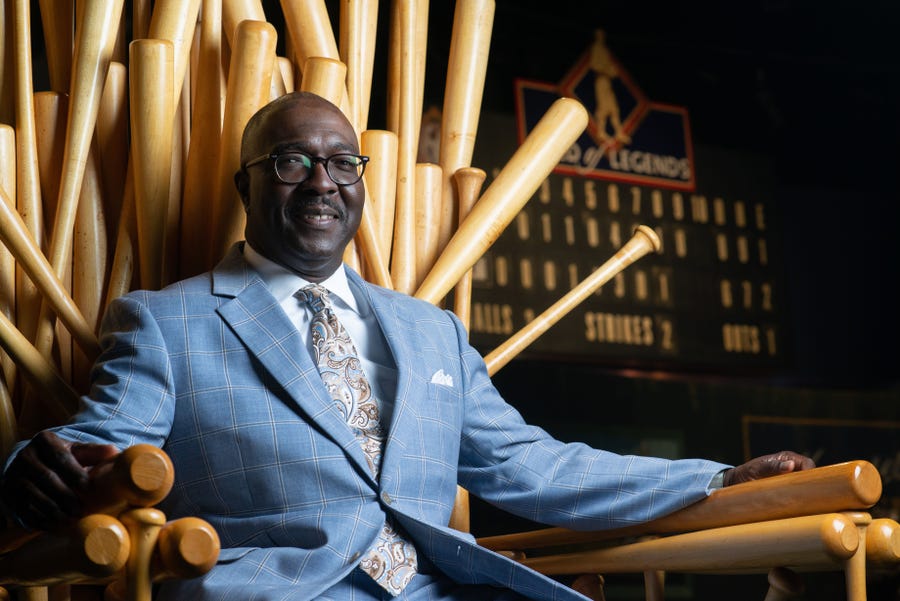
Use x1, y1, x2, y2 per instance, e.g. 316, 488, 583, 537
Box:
430, 369, 453, 387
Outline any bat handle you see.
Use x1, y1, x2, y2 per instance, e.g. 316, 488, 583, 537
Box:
120, 508, 166, 601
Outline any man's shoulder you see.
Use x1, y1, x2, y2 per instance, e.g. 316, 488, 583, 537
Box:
352, 273, 450, 318
118, 245, 254, 307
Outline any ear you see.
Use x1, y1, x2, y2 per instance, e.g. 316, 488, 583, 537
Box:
234, 169, 250, 211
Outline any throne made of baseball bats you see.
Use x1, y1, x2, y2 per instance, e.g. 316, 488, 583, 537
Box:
1, 1, 898, 601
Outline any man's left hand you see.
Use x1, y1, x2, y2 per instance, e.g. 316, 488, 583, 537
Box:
723, 451, 816, 487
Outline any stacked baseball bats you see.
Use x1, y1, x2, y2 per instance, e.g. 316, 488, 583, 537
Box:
0, 0, 661, 446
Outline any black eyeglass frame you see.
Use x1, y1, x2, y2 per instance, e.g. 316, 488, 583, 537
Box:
242, 151, 370, 186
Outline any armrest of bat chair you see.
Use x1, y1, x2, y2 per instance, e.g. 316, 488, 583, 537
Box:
476, 460, 886, 573
0, 444, 220, 599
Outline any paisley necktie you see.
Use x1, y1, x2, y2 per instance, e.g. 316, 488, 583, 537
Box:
296, 284, 418, 595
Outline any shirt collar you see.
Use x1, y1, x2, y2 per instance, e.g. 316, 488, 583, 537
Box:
243, 243, 360, 315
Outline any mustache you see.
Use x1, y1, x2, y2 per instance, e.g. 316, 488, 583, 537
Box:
288, 198, 345, 220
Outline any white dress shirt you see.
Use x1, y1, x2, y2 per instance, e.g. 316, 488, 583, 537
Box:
243, 244, 399, 424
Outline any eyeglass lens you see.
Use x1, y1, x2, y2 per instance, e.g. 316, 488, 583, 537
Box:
274, 153, 365, 185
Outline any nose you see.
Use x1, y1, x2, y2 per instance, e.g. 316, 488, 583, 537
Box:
302, 160, 337, 193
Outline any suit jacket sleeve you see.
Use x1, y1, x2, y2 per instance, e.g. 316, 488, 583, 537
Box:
448, 310, 729, 531
11, 293, 176, 455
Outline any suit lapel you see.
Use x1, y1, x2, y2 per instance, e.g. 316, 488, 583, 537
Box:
212, 248, 374, 480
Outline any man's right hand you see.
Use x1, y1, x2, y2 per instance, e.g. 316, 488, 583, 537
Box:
0, 431, 118, 530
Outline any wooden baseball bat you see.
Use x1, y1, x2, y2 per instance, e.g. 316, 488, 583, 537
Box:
147, 0, 202, 112
130, 38, 175, 291
33, 91, 66, 232
843, 511, 868, 601
12, 0, 44, 344
48, 0, 125, 283
297, 59, 352, 129
300, 56, 347, 107
147, 0, 202, 283
484, 225, 661, 375
415, 97, 589, 304
220, 0, 285, 94
339, 0, 379, 133
111, 0, 127, 64
36, 0, 74, 93
438, 0, 495, 255
343, 239, 362, 274
166, 91, 187, 286
30, 90, 70, 364
133, 0, 152, 40
449, 485, 471, 533
867, 517, 900, 565
355, 179, 394, 289
280, 0, 340, 78
180, 0, 224, 278
414, 0, 429, 136
96, 61, 129, 247
518, 513, 859, 575
277, 56, 295, 93
73, 146, 109, 329
477, 460, 882, 552
361, 129, 399, 260
210, 19, 277, 263
105, 164, 137, 307
120, 508, 167, 601
0, 514, 131, 585
0, 188, 100, 358
414, 163, 442, 288
71, 147, 109, 391
389, 0, 419, 294
154, 517, 221, 579
222, 0, 266, 45
0, 124, 16, 391
451, 167, 486, 331
269, 55, 287, 99
0, 308, 74, 425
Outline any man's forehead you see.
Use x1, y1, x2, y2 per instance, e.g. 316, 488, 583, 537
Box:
267, 96, 346, 126
252, 97, 358, 152
260, 99, 355, 141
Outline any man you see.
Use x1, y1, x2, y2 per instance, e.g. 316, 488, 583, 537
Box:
1, 92, 813, 600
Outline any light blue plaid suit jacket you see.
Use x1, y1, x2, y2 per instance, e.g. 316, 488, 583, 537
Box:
12, 244, 727, 600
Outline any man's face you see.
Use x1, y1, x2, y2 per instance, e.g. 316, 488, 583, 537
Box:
237, 97, 364, 282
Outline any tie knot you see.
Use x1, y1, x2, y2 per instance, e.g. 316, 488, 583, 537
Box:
296, 284, 331, 314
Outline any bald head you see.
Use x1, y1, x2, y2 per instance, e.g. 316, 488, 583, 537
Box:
240, 92, 356, 166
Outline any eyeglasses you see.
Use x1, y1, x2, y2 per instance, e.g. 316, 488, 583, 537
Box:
243, 151, 370, 186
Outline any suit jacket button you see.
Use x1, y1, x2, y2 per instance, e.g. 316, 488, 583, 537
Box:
350, 552, 361, 562
382, 492, 393, 504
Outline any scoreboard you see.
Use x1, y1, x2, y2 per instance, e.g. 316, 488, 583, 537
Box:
467, 114, 789, 374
